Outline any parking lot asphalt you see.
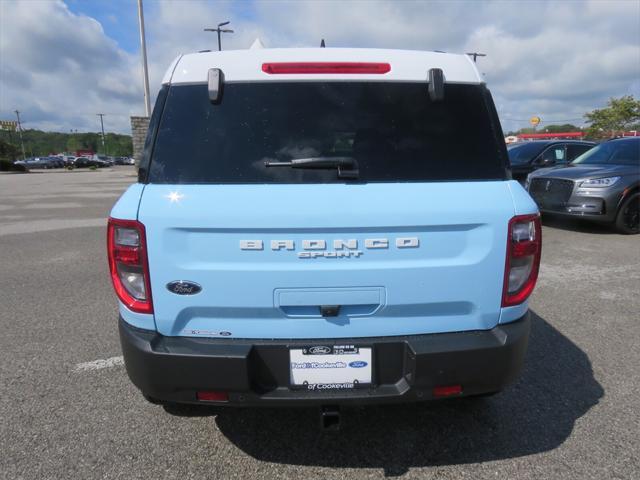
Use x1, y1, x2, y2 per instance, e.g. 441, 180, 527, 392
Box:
1, 168, 638, 480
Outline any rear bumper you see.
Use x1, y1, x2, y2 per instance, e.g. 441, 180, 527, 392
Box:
119, 313, 530, 406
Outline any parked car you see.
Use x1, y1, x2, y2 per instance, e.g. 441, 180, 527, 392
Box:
526, 137, 640, 233
114, 156, 132, 165
109, 48, 541, 424
74, 156, 107, 168
46, 156, 65, 168
96, 155, 115, 166
14, 157, 59, 169
508, 140, 595, 183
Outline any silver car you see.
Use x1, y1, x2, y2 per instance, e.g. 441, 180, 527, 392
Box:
525, 137, 640, 234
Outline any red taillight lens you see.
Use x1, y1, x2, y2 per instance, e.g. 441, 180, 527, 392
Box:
196, 391, 229, 402
261, 62, 391, 74
502, 214, 542, 307
433, 385, 463, 398
107, 218, 153, 314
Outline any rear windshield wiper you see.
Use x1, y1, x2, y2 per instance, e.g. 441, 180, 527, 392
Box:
264, 156, 359, 179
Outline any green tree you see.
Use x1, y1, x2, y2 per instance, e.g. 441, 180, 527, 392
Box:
543, 124, 581, 133
0, 138, 20, 161
66, 136, 81, 152
15, 129, 133, 156
585, 95, 640, 138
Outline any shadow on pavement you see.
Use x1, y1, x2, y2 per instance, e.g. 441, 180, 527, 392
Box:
169, 311, 603, 476
542, 213, 616, 234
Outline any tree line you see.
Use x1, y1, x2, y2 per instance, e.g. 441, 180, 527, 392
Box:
506, 95, 640, 138
0, 129, 133, 161
1, 96, 638, 163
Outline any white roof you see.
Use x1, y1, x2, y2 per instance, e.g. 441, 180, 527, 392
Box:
163, 48, 483, 85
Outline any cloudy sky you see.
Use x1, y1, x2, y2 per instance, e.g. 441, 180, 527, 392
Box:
1, 0, 639, 134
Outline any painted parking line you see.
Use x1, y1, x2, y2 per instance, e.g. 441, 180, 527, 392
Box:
0, 218, 106, 237
74, 356, 124, 372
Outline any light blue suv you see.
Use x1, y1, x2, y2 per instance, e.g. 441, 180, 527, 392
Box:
108, 48, 541, 419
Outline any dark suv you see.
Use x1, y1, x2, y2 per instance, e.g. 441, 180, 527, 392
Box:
526, 137, 640, 234
508, 140, 595, 183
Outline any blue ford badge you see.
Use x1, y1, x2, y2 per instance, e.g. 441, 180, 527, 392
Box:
349, 361, 368, 368
166, 281, 202, 295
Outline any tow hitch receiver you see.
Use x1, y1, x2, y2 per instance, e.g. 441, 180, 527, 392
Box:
320, 405, 341, 431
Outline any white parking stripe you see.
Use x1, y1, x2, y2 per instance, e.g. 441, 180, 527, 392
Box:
74, 356, 124, 372
0, 218, 106, 236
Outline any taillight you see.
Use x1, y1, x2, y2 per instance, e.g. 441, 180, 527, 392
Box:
261, 62, 391, 74
107, 218, 153, 314
502, 214, 542, 307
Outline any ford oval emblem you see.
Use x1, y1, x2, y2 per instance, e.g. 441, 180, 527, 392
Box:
308, 346, 331, 355
166, 281, 202, 295
349, 361, 368, 368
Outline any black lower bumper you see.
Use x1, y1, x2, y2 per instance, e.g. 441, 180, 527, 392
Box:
119, 314, 530, 406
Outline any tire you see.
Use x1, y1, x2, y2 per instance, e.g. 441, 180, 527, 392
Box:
615, 193, 640, 234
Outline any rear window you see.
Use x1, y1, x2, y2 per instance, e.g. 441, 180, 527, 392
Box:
146, 82, 507, 184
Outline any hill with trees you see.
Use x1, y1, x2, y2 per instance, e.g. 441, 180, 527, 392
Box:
0, 129, 132, 160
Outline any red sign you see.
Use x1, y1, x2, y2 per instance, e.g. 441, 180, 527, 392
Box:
518, 132, 585, 140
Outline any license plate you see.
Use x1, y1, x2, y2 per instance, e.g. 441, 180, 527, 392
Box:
289, 345, 372, 391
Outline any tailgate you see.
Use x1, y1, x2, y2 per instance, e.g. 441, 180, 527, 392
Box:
139, 182, 514, 339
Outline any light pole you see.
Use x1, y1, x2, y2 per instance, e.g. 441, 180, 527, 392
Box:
204, 21, 234, 51
97, 113, 106, 154
137, 0, 151, 117
466, 52, 487, 63
14, 110, 26, 160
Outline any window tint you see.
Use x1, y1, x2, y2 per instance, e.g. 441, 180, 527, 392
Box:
147, 82, 507, 184
572, 139, 640, 165
507, 142, 547, 165
566, 144, 593, 161
138, 85, 169, 182
540, 145, 566, 164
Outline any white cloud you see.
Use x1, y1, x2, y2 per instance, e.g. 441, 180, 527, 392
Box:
0, 0, 140, 133
1, 0, 639, 134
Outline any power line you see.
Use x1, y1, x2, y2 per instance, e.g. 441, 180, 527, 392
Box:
14, 110, 26, 160
97, 113, 106, 154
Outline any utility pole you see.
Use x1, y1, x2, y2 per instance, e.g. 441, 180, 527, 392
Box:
466, 52, 487, 63
204, 21, 234, 51
137, 0, 151, 116
97, 113, 106, 154
14, 110, 26, 160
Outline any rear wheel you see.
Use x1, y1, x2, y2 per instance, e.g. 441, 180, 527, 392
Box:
615, 193, 640, 234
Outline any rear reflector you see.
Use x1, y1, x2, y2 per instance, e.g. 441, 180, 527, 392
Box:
433, 385, 463, 398
261, 62, 391, 74
196, 391, 229, 402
